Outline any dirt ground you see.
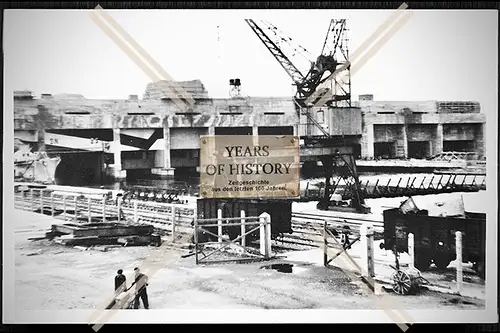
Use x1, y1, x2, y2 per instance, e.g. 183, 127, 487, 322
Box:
13, 210, 485, 312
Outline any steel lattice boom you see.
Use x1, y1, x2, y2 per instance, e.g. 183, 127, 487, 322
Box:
245, 18, 351, 107
245, 19, 307, 86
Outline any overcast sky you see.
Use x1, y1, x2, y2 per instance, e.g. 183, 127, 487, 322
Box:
3, 9, 498, 113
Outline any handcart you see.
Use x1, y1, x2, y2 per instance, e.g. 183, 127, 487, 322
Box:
390, 244, 430, 295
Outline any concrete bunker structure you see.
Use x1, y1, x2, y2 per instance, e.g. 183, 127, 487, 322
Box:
13, 83, 486, 184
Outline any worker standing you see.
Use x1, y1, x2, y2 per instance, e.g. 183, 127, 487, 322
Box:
133, 267, 149, 309
114, 269, 127, 295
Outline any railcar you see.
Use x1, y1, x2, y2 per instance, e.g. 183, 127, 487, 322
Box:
381, 206, 486, 279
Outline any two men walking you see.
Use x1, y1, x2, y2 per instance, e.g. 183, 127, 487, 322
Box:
113, 267, 149, 309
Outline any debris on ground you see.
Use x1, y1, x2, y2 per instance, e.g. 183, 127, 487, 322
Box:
42, 221, 162, 248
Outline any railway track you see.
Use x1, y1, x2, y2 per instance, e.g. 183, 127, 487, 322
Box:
270, 215, 384, 252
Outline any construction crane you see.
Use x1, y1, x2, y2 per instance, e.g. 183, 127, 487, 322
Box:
245, 19, 369, 214
245, 19, 351, 107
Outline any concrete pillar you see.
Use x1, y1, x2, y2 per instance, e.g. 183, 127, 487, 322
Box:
474, 123, 485, 158
252, 125, 258, 136
362, 123, 375, 159
434, 124, 444, 155
208, 126, 215, 136
37, 129, 46, 152
112, 128, 126, 179
401, 124, 408, 158
151, 120, 175, 177
163, 125, 171, 169
36, 106, 46, 152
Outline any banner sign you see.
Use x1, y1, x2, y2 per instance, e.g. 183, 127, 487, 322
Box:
200, 135, 300, 199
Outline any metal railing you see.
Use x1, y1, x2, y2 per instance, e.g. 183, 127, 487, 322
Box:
14, 188, 196, 242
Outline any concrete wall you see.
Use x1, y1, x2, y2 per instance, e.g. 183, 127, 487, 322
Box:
170, 127, 208, 150
13, 96, 299, 130
407, 124, 434, 141
359, 104, 486, 159
373, 124, 406, 158
443, 124, 477, 141
474, 124, 485, 157
297, 107, 362, 137
13, 94, 487, 178
171, 149, 199, 168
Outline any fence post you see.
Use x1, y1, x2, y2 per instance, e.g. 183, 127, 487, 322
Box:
102, 197, 106, 223
134, 200, 138, 223
194, 217, 199, 265
217, 208, 223, 249
408, 233, 415, 269
265, 213, 272, 257
240, 210, 246, 254
40, 189, 44, 212
50, 192, 55, 217
323, 221, 328, 266
88, 197, 92, 223
31, 189, 34, 211
117, 197, 121, 223
360, 224, 375, 278
171, 205, 177, 243
74, 196, 78, 221
456, 231, 463, 295
63, 195, 67, 220
259, 212, 271, 259
367, 224, 374, 277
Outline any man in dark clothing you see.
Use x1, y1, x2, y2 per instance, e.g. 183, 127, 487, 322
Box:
114, 269, 127, 295
133, 267, 149, 309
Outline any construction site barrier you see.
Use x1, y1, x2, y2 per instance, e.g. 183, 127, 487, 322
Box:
193, 209, 273, 264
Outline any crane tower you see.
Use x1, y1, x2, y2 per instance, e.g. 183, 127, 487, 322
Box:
245, 19, 369, 214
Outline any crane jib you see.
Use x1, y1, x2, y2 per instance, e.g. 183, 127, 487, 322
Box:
244, 18, 351, 107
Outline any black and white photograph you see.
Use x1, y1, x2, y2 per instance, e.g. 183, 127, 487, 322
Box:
2, 4, 498, 326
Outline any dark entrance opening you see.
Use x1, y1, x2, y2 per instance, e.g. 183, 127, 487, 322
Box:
54, 152, 103, 186
126, 169, 152, 181
374, 142, 396, 159
258, 126, 294, 135
215, 127, 252, 135
408, 141, 430, 159
174, 167, 198, 179
353, 143, 362, 159
443, 140, 475, 152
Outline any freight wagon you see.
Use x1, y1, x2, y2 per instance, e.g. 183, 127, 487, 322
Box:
196, 198, 294, 242
380, 204, 487, 279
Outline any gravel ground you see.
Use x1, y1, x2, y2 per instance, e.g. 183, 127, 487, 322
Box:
13, 210, 485, 312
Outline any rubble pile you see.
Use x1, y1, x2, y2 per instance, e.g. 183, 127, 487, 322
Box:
143, 79, 209, 100
45, 222, 161, 247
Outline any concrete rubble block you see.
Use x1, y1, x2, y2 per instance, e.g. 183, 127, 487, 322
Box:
143, 79, 209, 100
51, 222, 154, 238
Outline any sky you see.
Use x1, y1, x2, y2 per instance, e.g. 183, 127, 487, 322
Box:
3, 9, 498, 114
